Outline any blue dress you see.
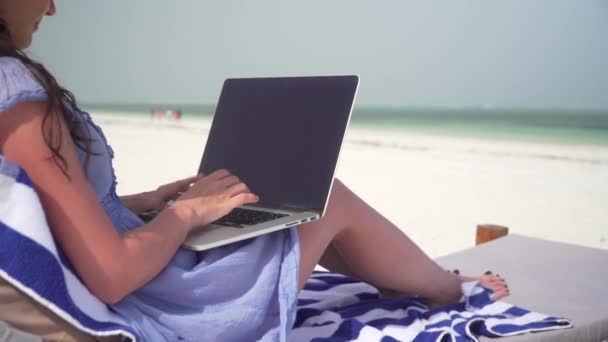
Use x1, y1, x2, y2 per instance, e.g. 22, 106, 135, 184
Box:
0, 57, 301, 342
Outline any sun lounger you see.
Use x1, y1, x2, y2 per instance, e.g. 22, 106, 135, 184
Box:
436, 234, 608, 341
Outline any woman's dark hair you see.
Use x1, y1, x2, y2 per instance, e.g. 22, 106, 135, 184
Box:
0, 17, 95, 176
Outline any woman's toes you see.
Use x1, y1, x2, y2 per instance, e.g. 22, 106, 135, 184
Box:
446, 268, 461, 275
488, 282, 510, 301
491, 287, 509, 301
489, 277, 506, 286
461, 272, 510, 301
483, 274, 506, 284
485, 283, 502, 292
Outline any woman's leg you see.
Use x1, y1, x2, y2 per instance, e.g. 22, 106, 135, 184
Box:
298, 179, 508, 305
318, 243, 357, 277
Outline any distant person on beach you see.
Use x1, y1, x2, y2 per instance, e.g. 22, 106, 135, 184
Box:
0, 1, 508, 340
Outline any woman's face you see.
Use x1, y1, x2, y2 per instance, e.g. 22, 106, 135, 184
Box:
0, 0, 56, 49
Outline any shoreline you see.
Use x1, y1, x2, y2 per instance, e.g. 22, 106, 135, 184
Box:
91, 109, 608, 148
93, 111, 608, 164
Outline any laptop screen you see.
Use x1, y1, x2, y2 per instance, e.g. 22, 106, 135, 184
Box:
198, 75, 359, 214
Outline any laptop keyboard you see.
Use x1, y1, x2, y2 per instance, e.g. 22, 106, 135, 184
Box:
214, 208, 289, 228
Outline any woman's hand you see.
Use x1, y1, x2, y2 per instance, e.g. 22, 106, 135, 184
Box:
146, 175, 202, 211
120, 176, 202, 214
171, 169, 259, 228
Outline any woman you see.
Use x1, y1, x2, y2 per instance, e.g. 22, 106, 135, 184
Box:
0, 1, 508, 340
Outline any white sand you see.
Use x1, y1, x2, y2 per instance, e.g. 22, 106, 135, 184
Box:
94, 112, 608, 257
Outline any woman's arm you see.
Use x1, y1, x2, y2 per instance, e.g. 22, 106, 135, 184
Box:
0, 102, 192, 304
0, 102, 258, 304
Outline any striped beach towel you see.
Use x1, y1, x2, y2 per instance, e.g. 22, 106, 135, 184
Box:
291, 271, 572, 341
1, 155, 572, 341
0, 156, 136, 340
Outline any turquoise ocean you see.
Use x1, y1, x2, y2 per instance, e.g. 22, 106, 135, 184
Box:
85, 104, 608, 147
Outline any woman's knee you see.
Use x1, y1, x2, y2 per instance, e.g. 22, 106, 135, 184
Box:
332, 178, 347, 193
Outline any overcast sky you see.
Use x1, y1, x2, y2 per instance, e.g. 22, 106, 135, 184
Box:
31, 0, 608, 108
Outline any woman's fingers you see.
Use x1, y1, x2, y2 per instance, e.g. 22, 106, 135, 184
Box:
226, 182, 250, 198
220, 175, 241, 189
157, 175, 202, 199
178, 175, 203, 187
170, 176, 201, 199
174, 169, 261, 226
207, 168, 232, 181
230, 192, 260, 208
175, 175, 202, 184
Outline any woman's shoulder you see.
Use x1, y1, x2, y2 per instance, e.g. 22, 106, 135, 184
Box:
0, 57, 46, 112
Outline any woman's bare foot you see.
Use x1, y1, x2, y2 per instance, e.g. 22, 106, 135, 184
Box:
453, 269, 510, 301
380, 269, 509, 308
418, 269, 510, 308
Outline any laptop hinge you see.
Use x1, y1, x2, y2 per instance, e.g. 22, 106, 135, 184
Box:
246, 203, 320, 214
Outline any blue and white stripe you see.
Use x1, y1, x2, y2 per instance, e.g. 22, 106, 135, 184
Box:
0, 156, 137, 341
291, 271, 572, 341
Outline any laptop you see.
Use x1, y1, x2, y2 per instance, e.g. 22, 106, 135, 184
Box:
182, 75, 359, 251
